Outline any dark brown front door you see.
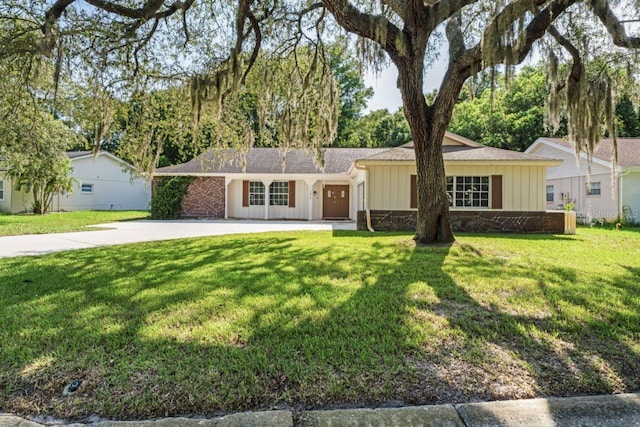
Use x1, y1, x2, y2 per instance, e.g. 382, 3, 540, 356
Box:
323, 185, 350, 219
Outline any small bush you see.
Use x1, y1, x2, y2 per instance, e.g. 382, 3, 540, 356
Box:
151, 176, 195, 219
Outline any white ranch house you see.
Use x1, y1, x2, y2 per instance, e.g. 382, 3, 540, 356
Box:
154, 132, 569, 233
526, 137, 640, 224
0, 151, 151, 214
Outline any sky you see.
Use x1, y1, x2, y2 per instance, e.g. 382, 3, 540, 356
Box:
364, 56, 448, 113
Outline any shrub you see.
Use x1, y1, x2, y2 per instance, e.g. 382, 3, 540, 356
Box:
151, 176, 195, 219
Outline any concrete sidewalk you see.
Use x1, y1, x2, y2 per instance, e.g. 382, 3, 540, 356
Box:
2, 393, 640, 426
0, 220, 357, 258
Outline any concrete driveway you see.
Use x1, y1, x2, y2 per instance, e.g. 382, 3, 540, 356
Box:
0, 220, 357, 258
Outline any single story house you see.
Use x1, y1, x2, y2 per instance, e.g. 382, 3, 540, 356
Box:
0, 151, 151, 214
154, 132, 569, 233
525, 137, 640, 224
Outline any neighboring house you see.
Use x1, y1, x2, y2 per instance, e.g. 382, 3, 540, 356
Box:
154, 132, 568, 233
0, 151, 151, 214
525, 137, 640, 224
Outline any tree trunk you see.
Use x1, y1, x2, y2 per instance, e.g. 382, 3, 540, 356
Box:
397, 63, 455, 245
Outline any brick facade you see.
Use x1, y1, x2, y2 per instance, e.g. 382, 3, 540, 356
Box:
357, 210, 567, 234
180, 177, 225, 218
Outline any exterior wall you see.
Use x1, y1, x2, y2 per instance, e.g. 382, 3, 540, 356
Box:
0, 173, 12, 213
529, 140, 621, 222
622, 171, 640, 223
357, 210, 567, 234
367, 165, 415, 211
54, 155, 151, 211
180, 177, 225, 218
366, 163, 547, 212
311, 182, 323, 220
546, 173, 618, 221
0, 173, 35, 214
228, 179, 310, 220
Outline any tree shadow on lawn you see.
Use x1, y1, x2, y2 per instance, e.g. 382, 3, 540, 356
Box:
1, 233, 639, 420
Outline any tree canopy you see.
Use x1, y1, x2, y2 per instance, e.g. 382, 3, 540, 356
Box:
1, 0, 639, 241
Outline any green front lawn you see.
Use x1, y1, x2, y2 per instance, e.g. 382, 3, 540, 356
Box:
1, 228, 639, 419
0, 211, 149, 236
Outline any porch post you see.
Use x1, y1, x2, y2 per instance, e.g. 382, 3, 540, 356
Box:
262, 179, 273, 220
224, 177, 231, 219
305, 179, 317, 221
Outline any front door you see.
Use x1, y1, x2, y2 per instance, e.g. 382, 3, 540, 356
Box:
323, 185, 350, 219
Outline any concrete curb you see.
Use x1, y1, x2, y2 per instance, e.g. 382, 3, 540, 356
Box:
2, 393, 639, 426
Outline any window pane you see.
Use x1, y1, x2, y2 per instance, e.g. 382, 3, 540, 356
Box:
249, 181, 265, 206
586, 182, 601, 196
546, 185, 554, 202
449, 176, 489, 208
269, 181, 289, 206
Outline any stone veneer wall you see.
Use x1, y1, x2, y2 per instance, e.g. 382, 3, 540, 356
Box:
357, 210, 567, 234
180, 177, 225, 218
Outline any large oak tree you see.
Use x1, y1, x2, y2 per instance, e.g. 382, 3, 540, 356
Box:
2, 0, 639, 242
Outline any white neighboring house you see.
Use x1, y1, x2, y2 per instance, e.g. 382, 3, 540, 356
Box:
525, 137, 640, 223
0, 151, 151, 214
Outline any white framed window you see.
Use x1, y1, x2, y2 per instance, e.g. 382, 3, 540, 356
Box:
546, 185, 554, 202
0, 179, 4, 201
249, 181, 265, 206
81, 183, 94, 194
446, 176, 490, 208
269, 181, 289, 206
586, 182, 601, 196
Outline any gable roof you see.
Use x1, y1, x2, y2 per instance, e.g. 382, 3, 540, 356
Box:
359, 143, 555, 163
540, 137, 640, 168
1, 150, 136, 173
156, 147, 389, 175
155, 132, 560, 176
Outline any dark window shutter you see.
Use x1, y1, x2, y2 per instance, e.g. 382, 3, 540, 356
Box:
288, 181, 296, 208
242, 180, 249, 207
491, 175, 503, 209
410, 175, 417, 209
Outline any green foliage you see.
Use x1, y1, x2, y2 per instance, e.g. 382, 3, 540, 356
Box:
329, 44, 375, 147
449, 66, 548, 152
0, 112, 77, 214
335, 108, 411, 147
615, 94, 640, 137
150, 176, 195, 219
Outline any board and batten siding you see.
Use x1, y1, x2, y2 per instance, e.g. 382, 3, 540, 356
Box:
228, 179, 310, 219
367, 165, 415, 211
366, 163, 547, 211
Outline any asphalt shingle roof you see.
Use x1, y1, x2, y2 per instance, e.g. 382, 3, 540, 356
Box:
156, 141, 558, 175
360, 144, 555, 162
545, 138, 640, 168
156, 148, 389, 175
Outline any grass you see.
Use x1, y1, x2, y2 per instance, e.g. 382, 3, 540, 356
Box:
1, 228, 639, 420
0, 211, 149, 236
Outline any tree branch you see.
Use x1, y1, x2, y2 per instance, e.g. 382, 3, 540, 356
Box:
589, 0, 640, 48
546, 24, 582, 91
321, 0, 407, 59
430, 0, 480, 27
380, 0, 405, 19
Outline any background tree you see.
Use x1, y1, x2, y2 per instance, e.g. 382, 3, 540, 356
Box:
338, 108, 411, 147
1, 0, 639, 242
449, 66, 547, 151
0, 111, 76, 214
615, 94, 640, 137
